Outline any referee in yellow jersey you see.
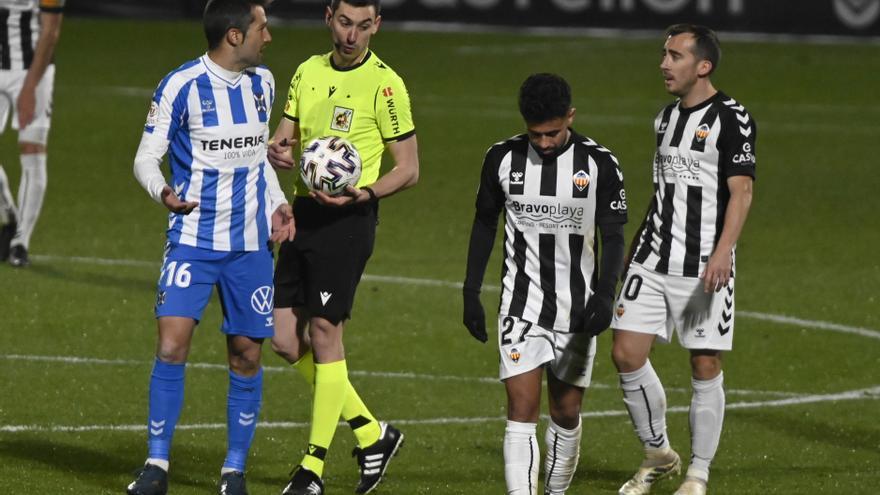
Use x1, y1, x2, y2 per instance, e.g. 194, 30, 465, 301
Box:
266, 1, 419, 494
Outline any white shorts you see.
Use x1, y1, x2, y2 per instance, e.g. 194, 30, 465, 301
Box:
611, 263, 735, 350
497, 315, 596, 388
0, 64, 55, 145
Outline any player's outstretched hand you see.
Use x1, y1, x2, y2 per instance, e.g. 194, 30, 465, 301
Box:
462, 287, 487, 343
268, 138, 297, 170
270, 204, 295, 243
160, 186, 199, 214
580, 291, 614, 336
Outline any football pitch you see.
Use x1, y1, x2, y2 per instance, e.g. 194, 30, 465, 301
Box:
1, 17, 879, 494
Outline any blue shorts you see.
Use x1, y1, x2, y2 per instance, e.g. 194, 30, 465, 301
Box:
154, 243, 275, 338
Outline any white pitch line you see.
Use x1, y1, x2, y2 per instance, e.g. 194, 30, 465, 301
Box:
0, 353, 798, 397
30, 253, 880, 341
3, 386, 877, 434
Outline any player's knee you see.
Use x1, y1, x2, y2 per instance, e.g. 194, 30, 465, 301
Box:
308, 317, 342, 348
18, 142, 45, 155
507, 400, 540, 423
155, 346, 188, 364
611, 343, 641, 372
229, 355, 261, 375
549, 404, 581, 429
270, 338, 298, 363
690, 352, 722, 380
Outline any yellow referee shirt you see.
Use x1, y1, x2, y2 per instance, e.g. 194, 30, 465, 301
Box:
283, 50, 415, 196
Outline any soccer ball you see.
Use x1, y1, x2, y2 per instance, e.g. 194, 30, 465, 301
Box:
299, 136, 362, 196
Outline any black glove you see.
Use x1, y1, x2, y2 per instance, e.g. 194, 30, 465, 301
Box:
462, 288, 487, 343
581, 291, 615, 337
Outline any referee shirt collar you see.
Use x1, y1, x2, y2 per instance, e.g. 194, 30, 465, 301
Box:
330, 50, 373, 72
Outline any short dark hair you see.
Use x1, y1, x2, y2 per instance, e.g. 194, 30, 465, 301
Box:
518, 73, 571, 124
330, 0, 381, 15
204, 0, 268, 50
666, 23, 721, 74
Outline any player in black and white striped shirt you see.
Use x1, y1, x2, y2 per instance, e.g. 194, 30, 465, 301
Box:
0, 0, 64, 267
611, 25, 756, 495
463, 73, 627, 495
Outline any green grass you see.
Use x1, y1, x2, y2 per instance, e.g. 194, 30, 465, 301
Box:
0, 18, 878, 494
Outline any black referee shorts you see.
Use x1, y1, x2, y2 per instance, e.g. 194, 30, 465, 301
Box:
274, 196, 377, 325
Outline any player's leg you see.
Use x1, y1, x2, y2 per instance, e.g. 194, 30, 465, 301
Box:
127, 245, 218, 495
544, 372, 584, 495
504, 367, 543, 495
215, 248, 275, 494
672, 350, 722, 495
542, 329, 596, 495
127, 316, 197, 495
0, 164, 17, 261
0, 78, 18, 261
220, 334, 264, 493
672, 276, 733, 495
498, 317, 556, 495
611, 265, 680, 495
9, 65, 54, 267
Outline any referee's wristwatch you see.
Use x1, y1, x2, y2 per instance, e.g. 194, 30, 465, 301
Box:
361, 186, 378, 203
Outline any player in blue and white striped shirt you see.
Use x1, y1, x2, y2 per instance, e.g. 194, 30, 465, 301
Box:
129, 1, 293, 494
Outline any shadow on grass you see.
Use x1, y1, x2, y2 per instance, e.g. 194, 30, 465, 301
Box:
0, 435, 221, 492
735, 408, 880, 454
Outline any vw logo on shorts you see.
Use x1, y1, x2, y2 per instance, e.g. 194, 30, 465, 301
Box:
250, 286, 274, 315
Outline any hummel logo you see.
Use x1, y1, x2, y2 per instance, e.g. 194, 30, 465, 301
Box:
320, 291, 332, 305
150, 419, 166, 436
329, 86, 337, 97
238, 412, 255, 426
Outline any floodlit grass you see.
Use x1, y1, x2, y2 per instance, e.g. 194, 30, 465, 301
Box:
0, 18, 878, 494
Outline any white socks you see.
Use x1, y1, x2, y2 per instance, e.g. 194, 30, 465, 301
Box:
504, 420, 539, 495
619, 360, 670, 450
145, 458, 169, 472
543, 417, 581, 495
688, 372, 725, 481
13, 153, 47, 249
0, 165, 17, 223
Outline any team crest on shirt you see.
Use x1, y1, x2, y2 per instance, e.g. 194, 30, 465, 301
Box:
509, 348, 521, 364
146, 101, 159, 127
572, 170, 590, 191
695, 123, 711, 142
253, 92, 268, 114
331, 106, 354, 132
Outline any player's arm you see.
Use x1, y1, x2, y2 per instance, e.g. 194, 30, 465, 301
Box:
581, 153, 628, 335
703, 175, 753, 292
17, 6, 63, 129
133, 78, 198, 214
462, 146, 506, 343
703, 108, 757, 292
267, 117, 300, 170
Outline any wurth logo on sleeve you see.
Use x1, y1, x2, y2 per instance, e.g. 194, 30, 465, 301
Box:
382, 87, 393, 97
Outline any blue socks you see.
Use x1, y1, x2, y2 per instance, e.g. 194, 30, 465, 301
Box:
146, 359, 262, 472
147, 359, 186, 461
223, 368, 263, 471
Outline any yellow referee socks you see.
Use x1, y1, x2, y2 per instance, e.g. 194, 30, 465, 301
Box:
301, 360, 348, 477
292, 351, 382, 448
